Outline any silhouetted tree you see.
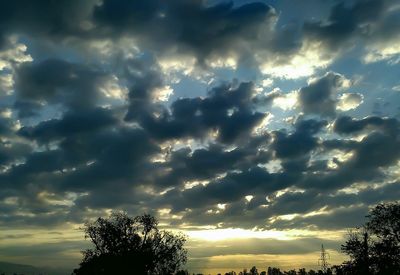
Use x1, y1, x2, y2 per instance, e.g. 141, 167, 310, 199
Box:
341, 227, 371, 274
267, 267, 282, 275
250, 266, 258, 275
175, 270, 189, 275
341, 202, 400, 274
72, 212, 187, 275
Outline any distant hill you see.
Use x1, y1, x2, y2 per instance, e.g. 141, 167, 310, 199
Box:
0, 261, 69, 275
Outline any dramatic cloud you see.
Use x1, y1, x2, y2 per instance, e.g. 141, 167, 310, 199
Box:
0, 0, 399, 272
299, 72, 349, 116
127, 80, 269, 143
93, 0, 277, 64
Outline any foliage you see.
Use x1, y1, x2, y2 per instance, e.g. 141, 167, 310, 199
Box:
72, 212, 187, 275
234, 267, 324, 275
339, 202, 400, 275
250, 266, 258, 275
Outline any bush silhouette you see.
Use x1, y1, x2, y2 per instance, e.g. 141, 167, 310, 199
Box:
72, 212, 187, 275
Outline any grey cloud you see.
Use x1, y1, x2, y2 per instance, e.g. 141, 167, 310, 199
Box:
18, 108, 118, 145
155, 137, 271, 188
304, 0, 385, 49
14, 59, 111, 117
0, 114, 32, 170
272, 119, 326, 159
93, 0, 277, 63
1, 0, 400, 242
350, 131, 400, 169
123, 56, 164, 122
187, 237, 342, 258
130, 81, 268, 143
0, 0, 97, 45
333, 116, 399, 136
0, 114, 15, 137
155, 123, 400, 229
299, 72, 345, 116
56, 127, 161, 192
268, 205, 369, 230
0, 124, 161, 212
176, 181, 400, 230
161, 166, 279, 212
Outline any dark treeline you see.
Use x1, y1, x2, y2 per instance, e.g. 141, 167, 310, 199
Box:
176, 266, 335, 275
70, 202, 399, 275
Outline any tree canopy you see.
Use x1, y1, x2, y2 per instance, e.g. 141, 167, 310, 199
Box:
73, 212, 187, 275
338, 202, 400, 275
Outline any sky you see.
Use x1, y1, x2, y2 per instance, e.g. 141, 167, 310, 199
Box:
0, 0, 400, 273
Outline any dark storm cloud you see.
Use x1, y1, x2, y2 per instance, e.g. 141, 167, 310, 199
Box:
155, 136, 271, 188
1, 126, 160, 190
174, 180, 400, 230
152, 112, 400, 229
0, 0, 278, 65
0, 0, 97, 49
157, 153, 315, 215
272, 119, 326, 159
303, 0, 386, 48
59, 127, 160, 191
268, 205, 369, 230
0, 114, 32, 170
160, 166, 285, 212
297, 131, 400, 191
329, 116, 400, 174
349, 131, 400, 169
275, 181, 400, 218
129, 81, 268, 143
123, 55, 165, 122
18, 108, 117, 144
333, 116, 399, 136
0, 114, 14, 137
121, 55, 270, 144
14, 59, 111, 117
0, 52, 278, 227
93, 0, 276, 62
0, 140, 31, 170
299, 72, 345, 116
0, 124, 163, 228
1, 0, 400, 241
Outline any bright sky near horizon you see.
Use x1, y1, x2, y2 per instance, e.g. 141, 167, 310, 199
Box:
0, 0, 400, 273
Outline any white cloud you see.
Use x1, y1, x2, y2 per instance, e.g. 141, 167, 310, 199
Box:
152, 85, 174, 102
336, 93, 364, 111
262, 78, 274, 87
207, 55, 238, 70
99, 75, 128, 100
158, 55, 197, 77
364, 42, 400, 64
0, 73, 14, 95
0, 38, 32, 70
259, 41, 334, 79
273, 90, 298, 110
392, 85, 400, 92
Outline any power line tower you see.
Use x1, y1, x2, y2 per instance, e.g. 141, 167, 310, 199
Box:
318, 244, 330, 272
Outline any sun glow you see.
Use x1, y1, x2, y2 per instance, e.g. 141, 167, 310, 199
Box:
186, 228, 295, 241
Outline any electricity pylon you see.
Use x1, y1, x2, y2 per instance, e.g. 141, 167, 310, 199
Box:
318, 244, 330, 272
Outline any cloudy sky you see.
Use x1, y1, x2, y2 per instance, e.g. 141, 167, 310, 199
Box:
0, 0, 400, 273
